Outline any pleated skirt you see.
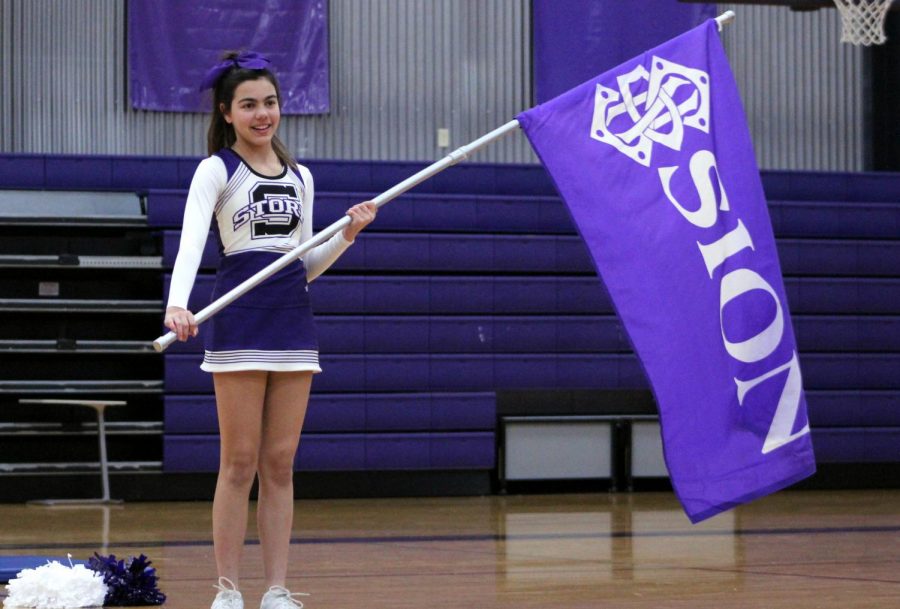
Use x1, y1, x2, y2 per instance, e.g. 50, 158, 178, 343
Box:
200, 251, 321, 373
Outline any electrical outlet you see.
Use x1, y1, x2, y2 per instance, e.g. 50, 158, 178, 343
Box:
437, 128, 450, 148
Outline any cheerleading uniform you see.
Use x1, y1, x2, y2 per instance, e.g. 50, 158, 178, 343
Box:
167, 148, 352, 373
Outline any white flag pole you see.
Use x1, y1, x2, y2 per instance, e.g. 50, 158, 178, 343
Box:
716, 10, 735, 30
154, 11, 737, 353
153, 119, 521, 352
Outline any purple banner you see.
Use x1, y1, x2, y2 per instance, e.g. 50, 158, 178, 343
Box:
128, 0, 329, 114
533, 0, 715, 103
518, 20, 815, 522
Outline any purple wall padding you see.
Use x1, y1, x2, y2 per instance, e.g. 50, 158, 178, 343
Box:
761, 170, 900, 203
794, 316, 900, 352
163, 230, 900, 278
768, 201, 900, 239
0, 154, 198, 191
161, 231, 595, 273
3, 153, 900, 201
813, 428, 900, 463
98, 187, 900, 244
165, 352, 645, 394
45, 158, 113, 190
147, 190, 192, 226
164, 395, 220, 433
302, 394, 367, 432
0, 155, 46, 188
776, 240, 900, 277
284, 159, 555, 196
164, 392, 900, 470
169, 274, 900, 317
430, 433, 496, 469
431, 393, 497, 429
166, 315, 630, 355
164, 392, 496, 434
163, 435, 213, 471
165, 352, 900, 394
807, 391, 900, 427
298, 435, 366, 470
42, 156, 195, 190
164, 431, 495, 472
110, 157, 185, 189
782, 278, 900, 315
166, 274, 616, 316
799, 354, 900, 390
150, 189, 574, 234
162, 231, 220, 268
299, 160, 553, 196
365, 434, 430, 469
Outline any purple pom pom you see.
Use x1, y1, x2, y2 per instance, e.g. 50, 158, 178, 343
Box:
87, 553, 166, 606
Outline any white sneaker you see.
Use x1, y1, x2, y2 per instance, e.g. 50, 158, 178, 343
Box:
260, 585, 310, 609
211, 576, 244, 609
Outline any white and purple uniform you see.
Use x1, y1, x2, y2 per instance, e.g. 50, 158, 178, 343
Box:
167, 148, 352, 372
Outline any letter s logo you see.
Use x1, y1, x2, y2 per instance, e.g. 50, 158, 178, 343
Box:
245, 183, 302, 239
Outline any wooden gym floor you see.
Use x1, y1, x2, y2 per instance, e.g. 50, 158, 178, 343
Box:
0, 490, 898, 608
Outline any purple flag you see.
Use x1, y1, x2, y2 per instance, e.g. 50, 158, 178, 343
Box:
128, 0, 329, 114
517, 20, 815, 522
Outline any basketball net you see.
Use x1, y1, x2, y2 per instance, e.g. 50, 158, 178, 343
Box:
833, 0, 896, 45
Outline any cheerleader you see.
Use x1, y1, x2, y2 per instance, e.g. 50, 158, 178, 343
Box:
165, 51, 376, 609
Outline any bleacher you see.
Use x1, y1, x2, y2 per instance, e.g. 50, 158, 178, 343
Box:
0, 184, 164, 501
0, 153, 897, 500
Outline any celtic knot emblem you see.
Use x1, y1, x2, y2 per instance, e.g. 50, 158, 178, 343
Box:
590, 56, 710, 167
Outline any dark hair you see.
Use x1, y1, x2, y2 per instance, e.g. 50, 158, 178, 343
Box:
206, 51, 297, 170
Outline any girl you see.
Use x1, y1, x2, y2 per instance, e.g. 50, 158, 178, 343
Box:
165, 51, 376, 609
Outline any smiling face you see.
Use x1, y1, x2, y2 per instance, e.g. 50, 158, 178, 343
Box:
221, 77, 281, 153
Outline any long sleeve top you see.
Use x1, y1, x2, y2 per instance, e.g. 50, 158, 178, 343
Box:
166, 148, 352, 310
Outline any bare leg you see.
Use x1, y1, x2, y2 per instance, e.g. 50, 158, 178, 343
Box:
257, 371, 312, 588
212, 370, 269, 587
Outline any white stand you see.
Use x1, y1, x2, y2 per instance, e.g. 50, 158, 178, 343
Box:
18, 399, 126, 505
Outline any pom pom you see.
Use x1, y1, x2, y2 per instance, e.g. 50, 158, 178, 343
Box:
3, 558, 107, 608
87, 553, 166, 606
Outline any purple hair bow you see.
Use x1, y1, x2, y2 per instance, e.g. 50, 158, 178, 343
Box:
200, 51, 271, 91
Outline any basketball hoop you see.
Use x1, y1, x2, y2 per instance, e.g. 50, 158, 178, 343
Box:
833, 0, 896, 45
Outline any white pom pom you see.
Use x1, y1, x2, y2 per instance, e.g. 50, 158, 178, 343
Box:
3, 560, 107, 609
